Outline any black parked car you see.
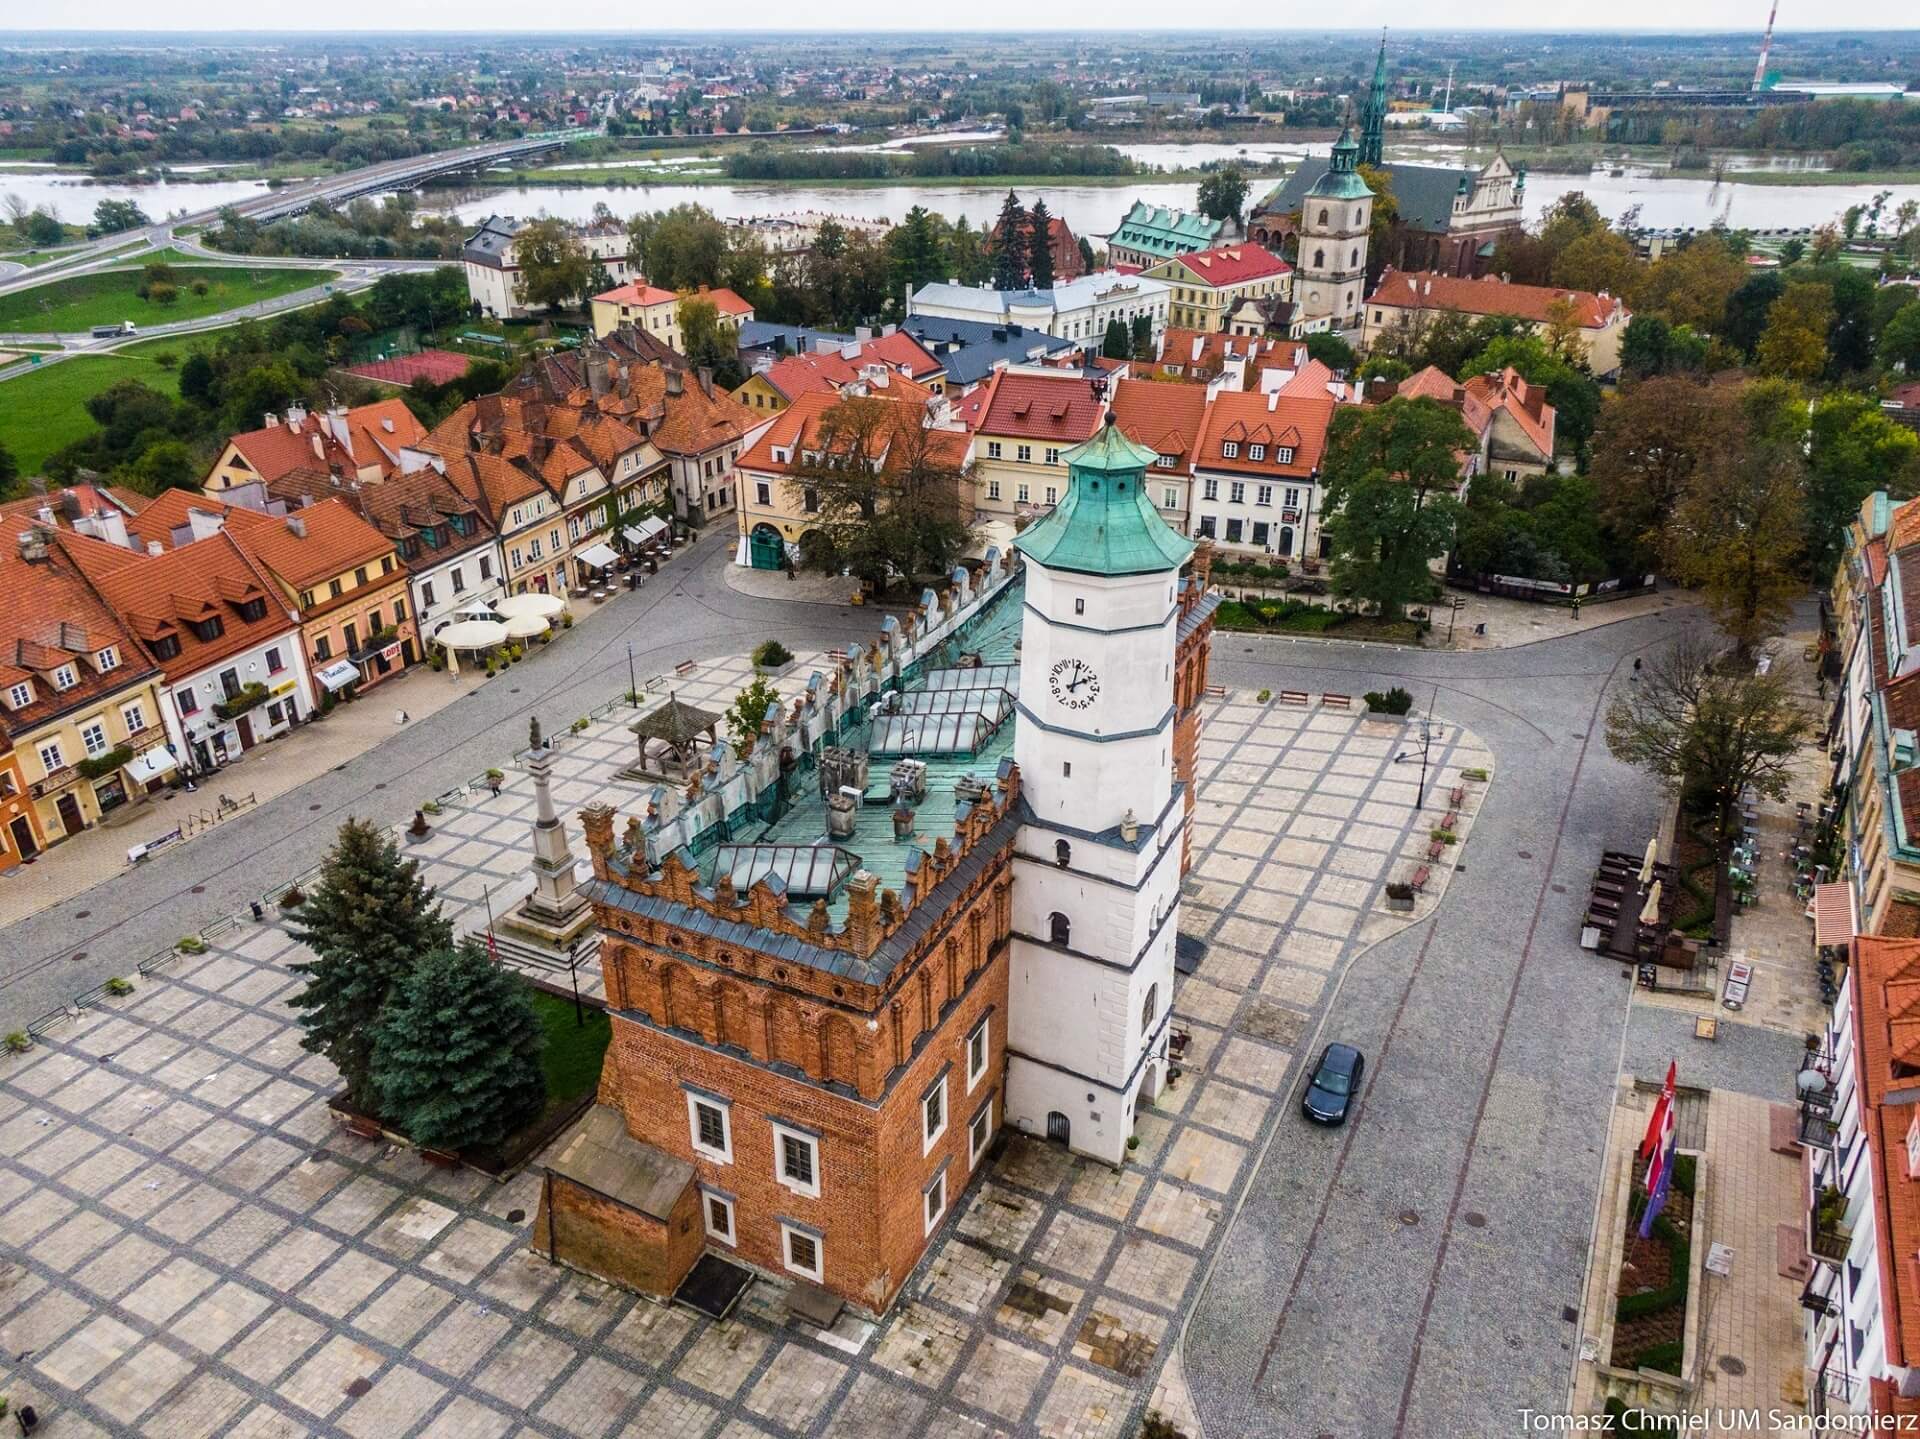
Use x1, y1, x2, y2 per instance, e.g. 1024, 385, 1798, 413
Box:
1300, 1042, 1365, 1126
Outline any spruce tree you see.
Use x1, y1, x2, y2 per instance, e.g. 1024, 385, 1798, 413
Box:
371, 946, 547, 1153
287, 818, 453, 1111
1103, 318, 1131, 360
1027, 199, 1056, 291
991, 190, 1028, 291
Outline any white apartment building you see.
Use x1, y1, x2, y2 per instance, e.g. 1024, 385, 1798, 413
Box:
910, 270, 1173, 349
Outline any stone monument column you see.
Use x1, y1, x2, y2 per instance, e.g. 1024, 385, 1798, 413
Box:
506, 718, 595, 947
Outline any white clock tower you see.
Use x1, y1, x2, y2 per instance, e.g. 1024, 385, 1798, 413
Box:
1005, 418, 1194, 1164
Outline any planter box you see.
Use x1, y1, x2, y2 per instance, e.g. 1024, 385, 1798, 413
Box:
1386, 893, 1415, 913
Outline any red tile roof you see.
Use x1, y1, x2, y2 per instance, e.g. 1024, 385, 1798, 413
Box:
757, 342, 940, 405
62, 527, 296, 676
1109, 377, 1209, 471
738, 390, 968, 478
593, 280, 679, 307
976, 371, 1106, 445
1163, 244, 1291, 286
221, 401, 426, 487
1849, 936, 1920, 1370
136, 492, 402, 612
1156, 329, 1305, 382
1194, 390, 1335, 478
1463, 366, 1557, 460
1365, 268, 1628, 329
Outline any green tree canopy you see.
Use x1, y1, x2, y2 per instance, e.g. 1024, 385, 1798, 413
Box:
678, 296, 744, 388
288, 818, 454, 1111
1102, 317, 1130, 360
1880, 299, 1920, 373
1196, 164, 1250, 226
991, 191, 1028, 291
1806, 389, 1920, 576
627, 204, 729, 291
92, 198, 149, 235
370, 946, 546, 1153
512, 218, 592, 313
1027, 198, 1056, 290
1319, 397, 1474, 618
1757, 281, 1833, 380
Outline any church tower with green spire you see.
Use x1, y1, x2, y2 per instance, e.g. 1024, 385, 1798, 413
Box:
1360, 32, 1387, 169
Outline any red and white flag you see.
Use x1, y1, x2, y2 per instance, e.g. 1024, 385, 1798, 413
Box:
1640, 1061, 1677, 1177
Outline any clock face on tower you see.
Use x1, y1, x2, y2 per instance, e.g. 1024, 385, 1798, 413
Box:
1049, 658, 1100, 710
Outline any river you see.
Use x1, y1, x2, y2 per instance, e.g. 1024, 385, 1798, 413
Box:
5, 139, 1917, 241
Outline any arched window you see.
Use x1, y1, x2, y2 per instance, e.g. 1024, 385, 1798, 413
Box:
1350, 248, 1359, 267
1141, 983, 1158, 1033
1278, 525, 1294, 557
1317, 208, 1328, 226
1055, 839, 1071, 869
1049, 912, 1071, 946
1312, 249, 1324, 269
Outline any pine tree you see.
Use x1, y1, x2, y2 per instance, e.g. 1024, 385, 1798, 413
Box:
1102, 318, 1131, 360
371, 946, 547, 1153
1027, 199, 1056, 291
991, 190, 1028, 291
287, 818, 453, 1111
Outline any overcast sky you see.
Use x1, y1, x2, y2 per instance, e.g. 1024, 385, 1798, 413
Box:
13, 4, 1920, 32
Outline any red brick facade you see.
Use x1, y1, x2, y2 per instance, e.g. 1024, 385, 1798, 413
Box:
582, 784, 1019, 1312
1173, 544, 1218, 871
534, 1171, 704, 1297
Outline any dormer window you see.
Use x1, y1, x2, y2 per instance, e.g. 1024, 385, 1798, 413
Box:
238, 598, 267, 623
1222, 441, 1239, 459
1276, 447, 1295, 464
94, 646, 118, 672
1248, 444, 1266, 461
151, 634, 181, 662
51, 665, 77, 691
190, 616, 225, 643
6, 681, 30, 709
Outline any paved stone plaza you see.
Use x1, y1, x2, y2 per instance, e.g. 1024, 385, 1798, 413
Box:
0, 643, 1494, 1439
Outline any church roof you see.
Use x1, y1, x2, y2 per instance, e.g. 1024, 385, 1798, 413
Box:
1264, 159, 1478, 231
1013, 418, 1194, 577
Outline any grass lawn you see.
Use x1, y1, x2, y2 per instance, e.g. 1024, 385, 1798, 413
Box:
0, 263, 337, 334
528, 987, 612, 1108
0, 330, 223, 472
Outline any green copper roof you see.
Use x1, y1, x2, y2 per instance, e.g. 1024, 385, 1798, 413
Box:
1013, 420, 1194, 577
1307, 126, 1373, 201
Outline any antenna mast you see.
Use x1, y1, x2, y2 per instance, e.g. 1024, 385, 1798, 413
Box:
1752, 0, 1779, 92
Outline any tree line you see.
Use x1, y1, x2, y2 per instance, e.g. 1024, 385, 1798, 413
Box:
723, 140, 1141, 182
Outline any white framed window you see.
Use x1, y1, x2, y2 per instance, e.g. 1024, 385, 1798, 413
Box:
987, 479, 1001, 500
1285, 487, 1301, 507
1157, 454, 1178, 469
1044, 447, 1061, 466
702, 1188, 736, 1245
771, 1121, 820, 1199
1229, 482, 1245, 504
1202, 478, 1218, 501
120, 700, 147, 735
924, 1167, 948, 1235
79, 720, 109, 758
1162, 488, 1178, 510
1045, 486, 1058, 506
1221, 441, 1238, 459
52, 665, 77, 691
967, 1017, 989, 1091
36, 739, 64, 774
986, 441, 1002, 460
1017, 483, 1030, 503
969, 1097, 995, 1169
1276, 447, 1295, 464
685, 1091, 733, 1164
1248, 444, 1266, 461
1016, 444, 1032, 463
1256, 485, 1274, 507
7, 681, 31, 709
94, 647, 118, 673
780, 1222, 823, 1281
923, 1073, 948, 1154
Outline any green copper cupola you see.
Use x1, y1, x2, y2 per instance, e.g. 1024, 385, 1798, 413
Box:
1012, 417, 1193, 576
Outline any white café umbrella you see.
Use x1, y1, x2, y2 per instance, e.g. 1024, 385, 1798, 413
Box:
502, 613, 550, 641
1639, 880, 1663, 927
494, 592, 566, 621
451, 600, 497, 622
1639, 837, 1658, 884
435, 618, 508, 677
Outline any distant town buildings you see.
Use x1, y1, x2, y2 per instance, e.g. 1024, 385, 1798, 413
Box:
463, 214, 639, 320
908, 271, 1172, 348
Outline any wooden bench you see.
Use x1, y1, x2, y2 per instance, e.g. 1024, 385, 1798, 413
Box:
1449, 785, 1466, 807
1409, 865, 1432, 892
1203, 684, 1227, 698
1426, 839, 1446, 861
1442, 809, 1460, 831
1278, 690, 1310, 707
1321, 692, 1351, 709
674, 659, 699, 676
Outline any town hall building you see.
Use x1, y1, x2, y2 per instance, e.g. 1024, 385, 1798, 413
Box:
536, 420, 1219, 1314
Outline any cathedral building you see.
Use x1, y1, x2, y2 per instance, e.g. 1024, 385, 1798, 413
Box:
536, 424, 1219, 1314
1290, 126, 1374, 334
1250, 39, 1528, 282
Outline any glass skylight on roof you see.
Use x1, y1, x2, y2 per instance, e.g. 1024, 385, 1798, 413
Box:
868, 711, 995, 757
712, 844, 859, 899
895, 687, 1014, 723
922, 664, 1020, 694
